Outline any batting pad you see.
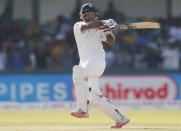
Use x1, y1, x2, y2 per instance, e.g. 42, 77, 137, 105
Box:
73, 65, 89, 112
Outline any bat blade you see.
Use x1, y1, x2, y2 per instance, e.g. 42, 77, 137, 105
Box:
129, 22, 160, 29
115, 22, 161, 30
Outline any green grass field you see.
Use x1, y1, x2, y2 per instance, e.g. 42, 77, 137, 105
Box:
0, 109, 181, 131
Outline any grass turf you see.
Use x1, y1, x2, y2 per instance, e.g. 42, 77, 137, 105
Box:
0, 109, 181, 131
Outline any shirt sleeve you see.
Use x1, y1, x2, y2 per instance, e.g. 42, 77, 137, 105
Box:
73, 21, 86, 35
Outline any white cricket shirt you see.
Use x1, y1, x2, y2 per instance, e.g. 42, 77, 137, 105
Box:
73, 21, 106, 61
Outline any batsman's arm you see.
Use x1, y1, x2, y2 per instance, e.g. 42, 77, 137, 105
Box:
81, 21, 104, 32
101, 29, 115, 44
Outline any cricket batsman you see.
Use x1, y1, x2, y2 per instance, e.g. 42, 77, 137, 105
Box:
71, 3, 129, 128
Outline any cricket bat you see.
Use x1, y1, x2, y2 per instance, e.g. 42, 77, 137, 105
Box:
98, 22, 160, 30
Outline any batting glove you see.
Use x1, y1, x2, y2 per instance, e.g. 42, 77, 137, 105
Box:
103, 19, 118, 29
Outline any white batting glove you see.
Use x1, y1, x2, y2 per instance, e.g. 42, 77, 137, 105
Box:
103, 19, 118, 28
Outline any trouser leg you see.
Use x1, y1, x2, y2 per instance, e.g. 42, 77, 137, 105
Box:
88, 78, 129, 123
73, 65, 89, 112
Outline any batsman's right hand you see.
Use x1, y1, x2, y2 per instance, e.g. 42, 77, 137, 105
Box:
103, 19, 118, 29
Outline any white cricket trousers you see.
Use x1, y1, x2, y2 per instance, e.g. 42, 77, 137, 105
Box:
74, 56, 128, 123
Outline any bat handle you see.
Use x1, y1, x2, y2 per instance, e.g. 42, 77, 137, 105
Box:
100, 25, 133, 31
97, 26, 119, 31
97, 25, 135, 31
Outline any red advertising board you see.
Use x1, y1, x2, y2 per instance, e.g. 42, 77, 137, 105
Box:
100, 75, 180, 109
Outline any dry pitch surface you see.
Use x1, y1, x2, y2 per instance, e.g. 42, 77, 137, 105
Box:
0, 109, 181, 131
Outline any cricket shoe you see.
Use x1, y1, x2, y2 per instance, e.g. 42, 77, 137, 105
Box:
70, 109, 89, 118
111, 119, 130, 128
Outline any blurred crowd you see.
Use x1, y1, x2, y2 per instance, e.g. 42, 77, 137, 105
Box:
0, 1, 181, 72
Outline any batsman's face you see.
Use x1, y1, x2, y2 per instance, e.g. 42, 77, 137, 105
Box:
83, 11, 96, 22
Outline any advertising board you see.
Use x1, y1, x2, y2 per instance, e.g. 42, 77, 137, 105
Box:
0, 73, 181, 109
0, 74, 72, 102
100, 74, 181, 109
